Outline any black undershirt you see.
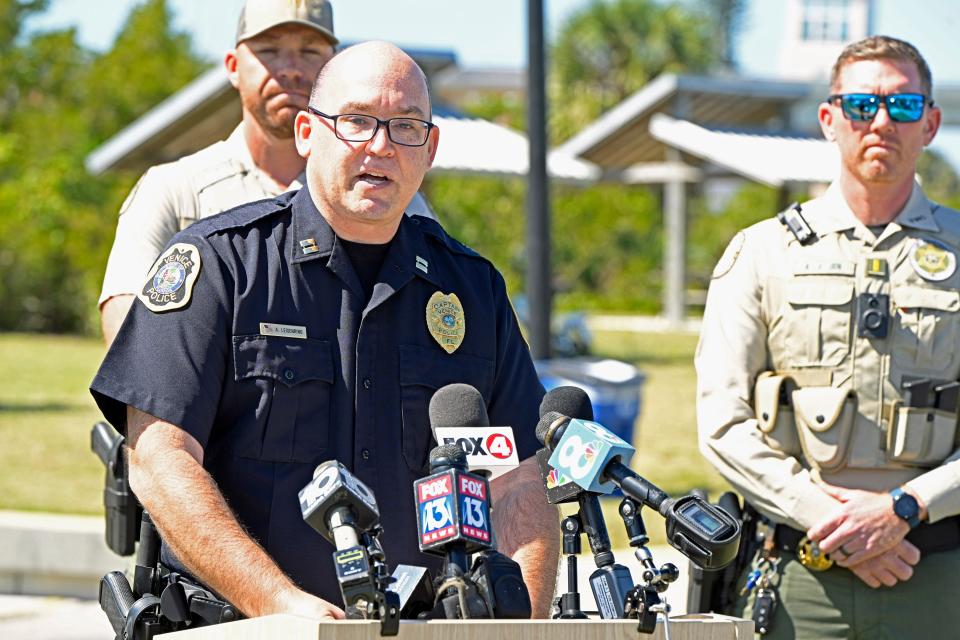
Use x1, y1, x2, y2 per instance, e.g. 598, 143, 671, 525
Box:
339, 237, 392, 302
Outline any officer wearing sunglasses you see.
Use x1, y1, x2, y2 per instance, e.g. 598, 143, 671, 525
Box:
698, 35, 960, 638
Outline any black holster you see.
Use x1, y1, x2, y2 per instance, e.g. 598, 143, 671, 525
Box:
685, 492, 759, 614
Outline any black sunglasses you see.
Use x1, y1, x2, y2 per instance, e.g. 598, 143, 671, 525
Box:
827, 93, 932, 123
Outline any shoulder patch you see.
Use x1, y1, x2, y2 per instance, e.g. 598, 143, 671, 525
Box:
138, 243, 202, 313
118, 174, 145, 217
712, 232, 746, 279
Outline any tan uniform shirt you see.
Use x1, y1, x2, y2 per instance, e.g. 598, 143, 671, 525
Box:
697, 181, 960, 531
99, 123, 435, 304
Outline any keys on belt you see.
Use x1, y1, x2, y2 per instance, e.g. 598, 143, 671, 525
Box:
742, 556, 781, 635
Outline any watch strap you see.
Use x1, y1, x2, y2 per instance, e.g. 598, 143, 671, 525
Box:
890, 487, 921, 529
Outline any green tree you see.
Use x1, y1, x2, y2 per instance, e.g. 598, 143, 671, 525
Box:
0, 0, 204, 333
549, 0, 715, 142
918, 148, 960, 210
428, 176, 664, 313
699, 0, 747, 71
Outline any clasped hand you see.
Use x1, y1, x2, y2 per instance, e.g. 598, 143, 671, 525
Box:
806, 484, 919, 588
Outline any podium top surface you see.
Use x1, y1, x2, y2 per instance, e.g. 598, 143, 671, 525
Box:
165, 613, 753, 640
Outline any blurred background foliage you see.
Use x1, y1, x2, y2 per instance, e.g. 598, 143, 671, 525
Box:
1, 0, 958, 334
0, 0, 203, 334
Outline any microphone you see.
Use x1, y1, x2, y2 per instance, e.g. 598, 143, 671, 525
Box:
415, 444, 493, 566
536, 386, 632, 619
539, 385, 595, 422
535, 387, 596, 504
300, 460, 379, 549
537, 411, 669, 510
299, 461, 400, 629
414, 443, 492, 618
414, 442, 531, 619
429, 383, 519, 480
538, 412, 741, 570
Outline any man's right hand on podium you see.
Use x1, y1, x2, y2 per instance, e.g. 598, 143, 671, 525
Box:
273, 588, 346, 620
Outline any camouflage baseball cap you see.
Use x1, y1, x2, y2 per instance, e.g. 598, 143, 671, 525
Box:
236, 0, 338, 45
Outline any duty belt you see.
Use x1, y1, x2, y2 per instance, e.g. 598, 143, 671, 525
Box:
775, 516, 960, 570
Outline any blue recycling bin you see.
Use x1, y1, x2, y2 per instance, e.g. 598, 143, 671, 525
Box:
534, 357, 645, 446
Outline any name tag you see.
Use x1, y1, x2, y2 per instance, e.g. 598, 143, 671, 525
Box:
793, 261, 855, 276
259, 322, 307, 339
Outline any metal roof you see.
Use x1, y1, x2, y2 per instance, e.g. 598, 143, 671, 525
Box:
556, 74, 815, 169
431, 106, 597, 181
86, 64, 596, 182
556, 72, 960, 173
647, 114, 838, 187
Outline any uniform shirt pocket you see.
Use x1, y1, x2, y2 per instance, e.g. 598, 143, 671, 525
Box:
891, 287, 960, 372
782, 280, 854, 367
233, 335, 334, 463
398, 344, 495, 474
793, 386, 856, 471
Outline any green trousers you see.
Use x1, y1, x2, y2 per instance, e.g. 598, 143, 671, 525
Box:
736, 548, 958, 639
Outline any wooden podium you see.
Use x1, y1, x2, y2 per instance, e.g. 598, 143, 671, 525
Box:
164, 613, 752, 639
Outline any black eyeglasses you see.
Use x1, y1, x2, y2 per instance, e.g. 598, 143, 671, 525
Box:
308, 107, 435, 147
827, 93, 932, 123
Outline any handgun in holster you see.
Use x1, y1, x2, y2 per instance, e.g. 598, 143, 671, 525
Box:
91, 421, 241, 639
91, 421, 141, 556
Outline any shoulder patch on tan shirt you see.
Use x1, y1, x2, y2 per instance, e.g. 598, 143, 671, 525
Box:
712, 232, 746, 279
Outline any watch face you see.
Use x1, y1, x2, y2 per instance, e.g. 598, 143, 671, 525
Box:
894, 492, 919, 519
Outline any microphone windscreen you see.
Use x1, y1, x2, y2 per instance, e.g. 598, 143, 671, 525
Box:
539, 385, 593, 421
535, 411, 566, 447
429, 442, 468, 466
429, 383, 490, 428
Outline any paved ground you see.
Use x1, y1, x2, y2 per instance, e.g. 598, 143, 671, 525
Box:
0, 594, 114, 640
0, 545, 691, 639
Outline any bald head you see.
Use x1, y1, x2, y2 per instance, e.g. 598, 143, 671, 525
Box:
294, 39, 439, 244
309, 41, 431, 118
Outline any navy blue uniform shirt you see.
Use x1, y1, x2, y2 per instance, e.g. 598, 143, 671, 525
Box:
90, 186, 545, 605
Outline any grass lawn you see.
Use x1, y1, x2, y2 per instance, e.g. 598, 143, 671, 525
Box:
0, 329, 732, 549
0, 332, 107, 514
587, 330, 729, 547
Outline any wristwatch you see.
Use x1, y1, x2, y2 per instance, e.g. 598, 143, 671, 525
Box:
890, 487, 921, 529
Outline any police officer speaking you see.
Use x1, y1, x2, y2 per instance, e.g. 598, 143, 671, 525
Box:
90, 41, 559, 621
697, 36, 960, 638
97, 0, 435, 346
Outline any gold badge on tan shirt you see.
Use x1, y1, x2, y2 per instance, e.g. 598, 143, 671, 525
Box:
426, 291, 465, 354
909, 238, 956, 282
796, 536, 834, 572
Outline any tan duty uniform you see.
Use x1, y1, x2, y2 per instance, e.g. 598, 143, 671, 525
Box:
99, 123, 435, 305
697, 181, 960, 637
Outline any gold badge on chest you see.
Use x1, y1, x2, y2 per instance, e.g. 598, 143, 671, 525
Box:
426, 291, 465, 354
909, 238, 957, 282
